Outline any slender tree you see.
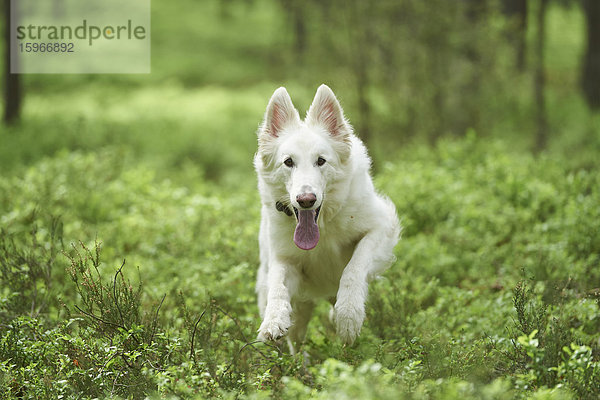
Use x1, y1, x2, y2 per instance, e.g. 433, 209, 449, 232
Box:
502, 0, 528, 70
3, 0, 22, 125
534, 0, 548, 151
277, 0, 306, 59
581, 0, 600, 109
348, 0, 372, 144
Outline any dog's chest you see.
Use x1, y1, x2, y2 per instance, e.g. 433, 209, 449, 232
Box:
292, 227, 360, 300
270, 206, 367, 300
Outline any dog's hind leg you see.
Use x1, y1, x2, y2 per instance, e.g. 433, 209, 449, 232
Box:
286, 301, 315, 354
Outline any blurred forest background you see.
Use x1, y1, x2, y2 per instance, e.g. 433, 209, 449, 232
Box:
1, 0, 599, 399
2, 0, 599, 171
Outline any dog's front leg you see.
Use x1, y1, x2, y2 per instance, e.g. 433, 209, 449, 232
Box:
257, 259, 298, 342
335, 229, 396, 344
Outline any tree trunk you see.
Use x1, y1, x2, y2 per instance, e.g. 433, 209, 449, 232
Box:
349, 0, 371, 143
4, 0, 22, 125
534, 0, 548, 152
581, 0, 600, 109
279, 0, 306, 58
502, 0, 528, 70
291, 0, 305, 57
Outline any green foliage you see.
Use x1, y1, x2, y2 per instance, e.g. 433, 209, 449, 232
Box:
556, 343, 600, 398
488, 281, 599, 398
0, 215, 63, 320
1, 135, 598, 398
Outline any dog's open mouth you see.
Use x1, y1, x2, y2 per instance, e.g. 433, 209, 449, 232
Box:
293, 206, 321, 250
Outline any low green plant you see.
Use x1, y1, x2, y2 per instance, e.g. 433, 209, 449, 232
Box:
0, 214, 64, 320
489, 281, 599, 398
1, 134, 599, 398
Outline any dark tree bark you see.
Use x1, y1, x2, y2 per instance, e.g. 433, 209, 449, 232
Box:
4, 0, 22, 125
502, 0, 528, 70
534, 0, 548, 152
279, 0, 306, 57
349, 0, 371, 143
291, 0, 305, 56
581, 0, 600, 109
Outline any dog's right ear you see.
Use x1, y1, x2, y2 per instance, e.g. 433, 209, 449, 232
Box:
261, 87, 300, 138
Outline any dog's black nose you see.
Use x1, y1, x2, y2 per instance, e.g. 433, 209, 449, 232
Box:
296, 193, 317, 208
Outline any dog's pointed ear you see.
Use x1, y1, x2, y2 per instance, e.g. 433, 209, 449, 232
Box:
306, 84, 349, 137
261, 87, 300, 138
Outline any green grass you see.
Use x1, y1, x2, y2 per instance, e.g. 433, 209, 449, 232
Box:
1, 0, 599, 398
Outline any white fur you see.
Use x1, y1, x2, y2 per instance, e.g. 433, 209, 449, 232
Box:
254, 84, 401, 349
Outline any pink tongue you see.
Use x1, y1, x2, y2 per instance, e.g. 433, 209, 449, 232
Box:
294, 209, 320, 250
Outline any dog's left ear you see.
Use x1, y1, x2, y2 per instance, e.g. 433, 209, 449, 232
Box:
306, 84, 349, 137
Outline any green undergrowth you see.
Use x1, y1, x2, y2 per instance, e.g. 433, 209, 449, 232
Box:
1, 135, 599, 398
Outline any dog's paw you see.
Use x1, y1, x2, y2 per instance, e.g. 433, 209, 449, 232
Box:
334, 302, 365, 345
257, 316, 290, 342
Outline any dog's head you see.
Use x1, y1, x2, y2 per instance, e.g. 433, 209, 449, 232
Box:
256, 84, 352, 250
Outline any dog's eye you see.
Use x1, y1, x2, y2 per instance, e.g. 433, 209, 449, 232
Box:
317, 157, 326, 166
284, 158, 294, 167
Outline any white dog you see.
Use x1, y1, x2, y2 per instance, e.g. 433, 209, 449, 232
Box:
254, 84, 400, 349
